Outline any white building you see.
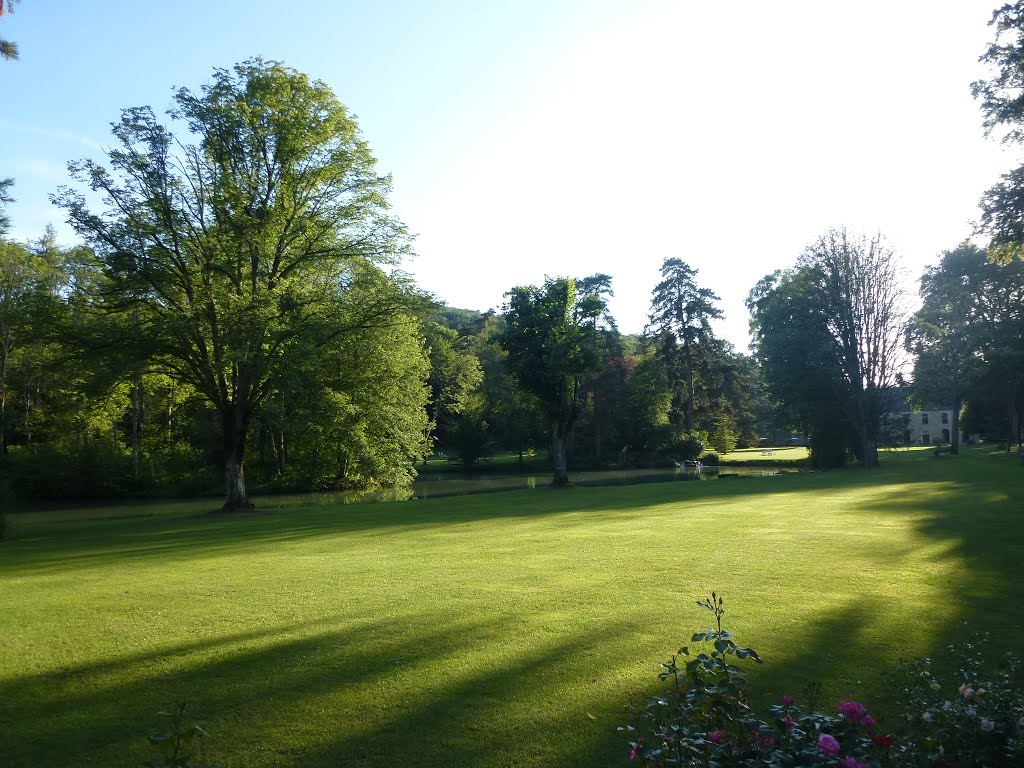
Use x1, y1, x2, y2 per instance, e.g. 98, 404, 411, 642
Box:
901, 407, 962, 446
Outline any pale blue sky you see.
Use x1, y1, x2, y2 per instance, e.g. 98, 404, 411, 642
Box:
0, 1, 1014, 347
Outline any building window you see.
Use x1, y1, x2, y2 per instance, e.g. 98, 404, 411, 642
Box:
941, 412, 948, 424
922, 433, 931, 445
922, 413, 929, 425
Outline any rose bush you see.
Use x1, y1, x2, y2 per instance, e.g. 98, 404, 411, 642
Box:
621, 595, 1023, 767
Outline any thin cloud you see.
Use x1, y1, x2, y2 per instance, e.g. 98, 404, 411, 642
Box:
0, 117, 105, 151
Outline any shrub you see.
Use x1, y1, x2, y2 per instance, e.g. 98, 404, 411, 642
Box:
699, 451, 720, 466
672, 433, 706, 463
621, 594, 1024, 767
891, 634, 1024, 766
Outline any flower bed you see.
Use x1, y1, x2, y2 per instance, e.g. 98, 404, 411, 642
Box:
621, 594, 1023, 766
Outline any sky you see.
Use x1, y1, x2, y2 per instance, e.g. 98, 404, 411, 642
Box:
0, 1, 1016, 349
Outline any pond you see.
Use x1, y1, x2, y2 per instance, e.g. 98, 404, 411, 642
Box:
257, 464, 801, 508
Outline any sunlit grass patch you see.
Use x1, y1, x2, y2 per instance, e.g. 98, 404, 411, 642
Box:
718, 445, 810, 463
2, 447, 1021, 767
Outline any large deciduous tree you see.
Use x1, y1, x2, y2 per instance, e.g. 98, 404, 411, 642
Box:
797, 229, 908, 467
55, 59, 414, 511
0, 237, 59, 455
907, 243, 987, 454
909, 242, 1024, 450
748, 268, 857, 469
500, 276, 606, 487
749, 229, 908, 469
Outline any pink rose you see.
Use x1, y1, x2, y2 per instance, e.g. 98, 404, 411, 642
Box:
863, 714, 876, 729
838, 759, 868, 768
963, 687, 976, 700
709, 730, 723, 744
782, 694, 795, 705
838, 700, 868, 724
981, 719, 996, 732
783, 715, 795, 729
817, 733, 840, 757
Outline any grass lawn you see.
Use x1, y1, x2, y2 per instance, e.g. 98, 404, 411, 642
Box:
2, 447, 1022, 767
717, 445, 810, 464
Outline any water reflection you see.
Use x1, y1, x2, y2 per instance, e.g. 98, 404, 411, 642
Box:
256, 465, 797, 508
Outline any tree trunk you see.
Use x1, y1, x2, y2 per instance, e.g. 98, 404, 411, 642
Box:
274, 430, 286, 475
0, 340, 8, 456
861, 435, 878, 468
684, 341, 695, 433
130, 375, 143, 482
951, 391, 961, 456
551, 420, 570, 487
222, 405, 254, 511
1011, 402, 1020, 452
25, 378, 34, 451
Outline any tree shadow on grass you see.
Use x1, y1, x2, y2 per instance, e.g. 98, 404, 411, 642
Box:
619, 447, 1024, 755
4, 458, 959, 575
0, 611, 639, 768
619, 590, 995, 765
4, 449, 1020, 766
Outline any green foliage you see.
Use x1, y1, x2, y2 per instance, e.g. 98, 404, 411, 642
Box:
908, 242, 984, 453
446, 391, 493, 467
700, 347, 760, 449
974, 1, 1024, 145
647, 258, 723, 434
624, 596, 1024, 767
749, 229, 908, 469
910, 242, 1024, 448
257, 303, 431, 489
0, 177, 13, 234
501, 278, 601, 410
624, 594, 762, 762
748, 269, 854, 469
501, 276, 607, 484
968, 0, 1024, 275
672, 432, 706, 463
974, 2, 1024, 261
53, 59, 417, 508
0, 473, 9, 540
709, 413, 738, 455
423, 318, 484, 455
471, 314, 545, 459
893, 636, 1024, 766
798, 229, 908, 467
619, 349, 673, 458
144, 703, 221, 768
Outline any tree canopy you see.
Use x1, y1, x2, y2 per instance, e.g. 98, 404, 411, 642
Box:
500, 276, 607, 486
54, 59, 423, 510
750, 229, 907, 468
974, 1, 1024, 262
646, 258, 723, 434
